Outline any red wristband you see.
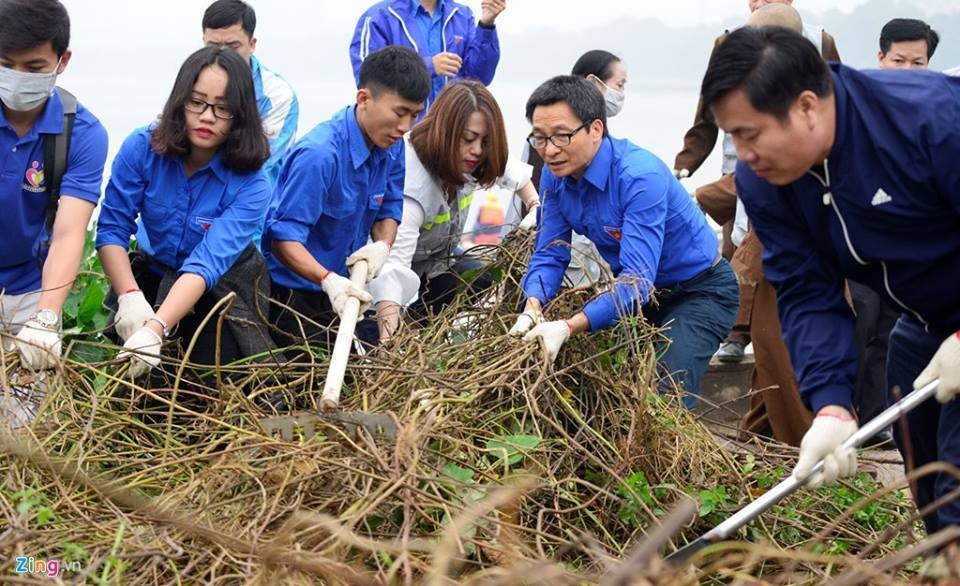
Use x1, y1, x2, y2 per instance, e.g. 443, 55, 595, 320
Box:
124, 288, 141, 294
564, 319, 575, 334
320, 270, 333, 282
816, 412, 855, 422
955, 330, 960, 341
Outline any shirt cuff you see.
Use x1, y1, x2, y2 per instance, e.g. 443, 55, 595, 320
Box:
807, 386, 855, 415
582, 298, 615, 332
266, 218, 310, 244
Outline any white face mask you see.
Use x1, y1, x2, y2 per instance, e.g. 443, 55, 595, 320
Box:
590, 74, 625, 117
0, 61, 60, 112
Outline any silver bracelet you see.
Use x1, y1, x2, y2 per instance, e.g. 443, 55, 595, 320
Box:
146, 316, 170, 338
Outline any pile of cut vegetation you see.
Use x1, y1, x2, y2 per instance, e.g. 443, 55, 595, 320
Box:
0, 233, 927, 584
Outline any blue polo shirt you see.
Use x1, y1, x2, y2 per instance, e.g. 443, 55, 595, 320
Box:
262, 105, 405, 292
524, 137, 718, 331
95, 126, 270, 290
0, 89, 108, 294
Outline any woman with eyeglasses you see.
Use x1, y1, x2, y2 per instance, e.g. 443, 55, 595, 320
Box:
365, 80, 539, 342
95, 46, 273, 379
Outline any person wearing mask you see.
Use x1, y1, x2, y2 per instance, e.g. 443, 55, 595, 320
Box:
521, 50, 626, 286
877, 17, 939, 70
702, 26, 960, 533
367, 80, 538, 342
511, 76, 739, 408
263, 47, 431, 350
349, 0, 505, 117
0, 0, 108, 423
96, 46, 273, 380
675, 0, 840, 366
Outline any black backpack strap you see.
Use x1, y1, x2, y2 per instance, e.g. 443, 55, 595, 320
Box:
38, 87, 77, 261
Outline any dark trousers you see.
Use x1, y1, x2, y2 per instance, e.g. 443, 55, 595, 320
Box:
410, 256, 493, 323
644, 259, 740, 408
887, 314, 958, 535
137, 266, 243, 367
850, 280, 900, 424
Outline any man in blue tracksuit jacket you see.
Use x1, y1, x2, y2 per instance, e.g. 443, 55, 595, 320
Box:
349, 0, 504, 115
509, 75, 739, 407
703, 27, 960, 535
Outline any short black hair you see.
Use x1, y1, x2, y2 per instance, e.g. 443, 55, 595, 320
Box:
152, 46, 269, 173
701, 26, 833, 123
358, 46, 431, 104
571, 50, 621, 83
202, 0, 256, 37
0, 0, 70, 57
525, 75, 608, 137
879, 18, 939, 59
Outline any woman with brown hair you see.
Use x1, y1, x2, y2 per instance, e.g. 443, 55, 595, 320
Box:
366, 80, 539, 342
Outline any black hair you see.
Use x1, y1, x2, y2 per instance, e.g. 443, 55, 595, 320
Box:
0, 0, 70, 57
701, 26, 833, 123
525, 75, 608, 137
358, 46, 431, 104
152, 46, 269, 173
202, 0, 256, 37
879, 18, 939, 59
571, 50, 621, 83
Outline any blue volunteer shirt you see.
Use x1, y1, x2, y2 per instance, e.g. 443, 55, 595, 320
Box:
95, 127, 271, 290
736, 63, 960, 414
412, 0, 447, 102
262, 105, 405, 292
251, 55, 298, 185
524, 137, 718, 331
0, 89, 108, 294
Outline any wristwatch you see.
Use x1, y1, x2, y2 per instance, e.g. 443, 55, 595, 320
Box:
31, 309, 60, 330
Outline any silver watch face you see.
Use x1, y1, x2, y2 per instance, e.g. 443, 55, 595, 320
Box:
35, 309, 59, 328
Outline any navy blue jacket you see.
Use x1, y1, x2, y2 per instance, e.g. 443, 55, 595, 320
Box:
736, 63, 960, 414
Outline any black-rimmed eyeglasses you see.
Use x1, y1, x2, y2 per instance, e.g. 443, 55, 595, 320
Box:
184, 98, 234, 120
526, 122, 589, 150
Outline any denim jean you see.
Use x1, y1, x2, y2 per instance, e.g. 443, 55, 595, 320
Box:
644, 259, 740, 408
887, 314, 960, 535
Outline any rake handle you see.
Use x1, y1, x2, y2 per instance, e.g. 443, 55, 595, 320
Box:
320, 260, 368, 412
668, 378, 940, 564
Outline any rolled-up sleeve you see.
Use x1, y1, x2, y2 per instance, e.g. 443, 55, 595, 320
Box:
180, 173, 271, 289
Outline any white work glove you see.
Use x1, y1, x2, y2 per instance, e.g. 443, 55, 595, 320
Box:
114, 291, 155, 341
518, 203, 539, 231
793, 411, 858, 489
346, 241, 391, 282
674, 168, 690, 180
508, 310, 542, 337
14, 321, 62, 370
915, 331, 960, 403
118, 326, 163, 378
321, 272, 373, 319
522, 320, 571, 363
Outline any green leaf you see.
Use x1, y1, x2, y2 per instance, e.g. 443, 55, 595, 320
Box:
35, 507, 55, 526
485, 434, 540, 466
441, 462, 474, 485
78, 283, 107, 324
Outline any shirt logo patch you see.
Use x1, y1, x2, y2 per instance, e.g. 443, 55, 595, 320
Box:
604, 226, 623, 241
195, 216, 214, 231
23, 161, 46, 194
871, 188, 893, 206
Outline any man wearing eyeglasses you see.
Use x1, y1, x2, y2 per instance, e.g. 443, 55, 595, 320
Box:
509, 75, 739, 407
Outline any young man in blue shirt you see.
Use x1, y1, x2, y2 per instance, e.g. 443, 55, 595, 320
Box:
510, 75, 739, 407
702, 26, 960, 534
263, 46, 430, 349
0, 0, 108, 375
350, 0, 505, 115
202, 0, 298, 185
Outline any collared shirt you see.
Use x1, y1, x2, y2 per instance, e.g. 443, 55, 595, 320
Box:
262, 105, 405, 292
250, 55, 299, 185
0, 89, 108, 295
524, 137, 717, 332
96, 126, 271, 290
737, 63, 960, 415
411, 0, 447, 101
